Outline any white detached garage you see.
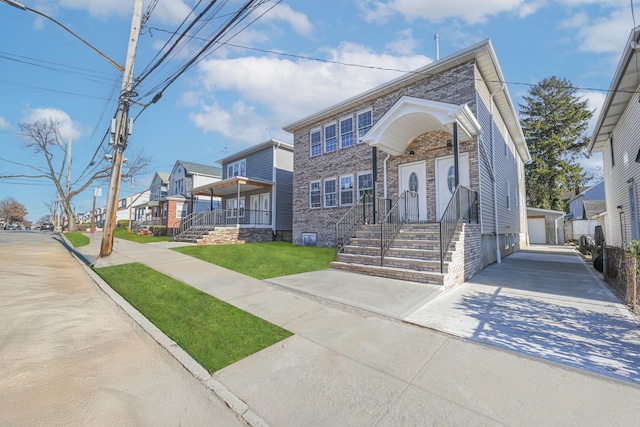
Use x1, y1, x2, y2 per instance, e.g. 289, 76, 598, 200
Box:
527, 207, 565, 245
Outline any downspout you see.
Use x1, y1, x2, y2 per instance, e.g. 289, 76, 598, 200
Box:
491, 84, 505, 264
272, 141, 279, 236
383, 153, 391, 199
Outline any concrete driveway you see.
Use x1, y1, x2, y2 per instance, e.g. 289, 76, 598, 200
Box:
270, 245, 640, 384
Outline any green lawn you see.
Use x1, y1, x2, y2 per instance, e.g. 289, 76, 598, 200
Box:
114, 227, 173, 243
65, 232, 90, 248
96, 262, 292, 373
173, 241, 336, 279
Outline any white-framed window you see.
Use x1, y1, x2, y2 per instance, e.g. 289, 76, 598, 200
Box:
162, 204, 167, 219
357, 110, 372, 139
340, 175, 354, 206
310, 128, 322, 157
176, 203, 186, 218
515, 187, 519, 207
505, 235, 509, 249
506, 180, 511, 211
324, 123, 337, 153
227, 159, 246, 178
227, 198, 245, 218
340, 117, 354, 148
357, 172, 373, 202
309, 181, 321, 209
324, 178, 337, 208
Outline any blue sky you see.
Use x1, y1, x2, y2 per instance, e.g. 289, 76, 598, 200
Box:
0, 0, 636, 222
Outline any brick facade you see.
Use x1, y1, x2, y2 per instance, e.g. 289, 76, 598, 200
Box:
291, 61, 478, 247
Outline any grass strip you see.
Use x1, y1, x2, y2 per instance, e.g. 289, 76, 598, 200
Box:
65, 232, 90, 248
114, 227, 173, 243
96, 262, 292, 373
173, 241, 336, 279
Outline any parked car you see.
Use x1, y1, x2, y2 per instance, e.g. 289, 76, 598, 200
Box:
40, 223, 55, 231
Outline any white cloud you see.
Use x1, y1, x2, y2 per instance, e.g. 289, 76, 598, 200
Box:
0, 117, 9, 130
386, 29, 419, 55
22, 107, 83, 141
579, 90, 607, 137
569, 9, 633, 53
189, 101, 269, 145
189, 43, 431, 143
360, 0, 527, 24
258, 3, 314, 36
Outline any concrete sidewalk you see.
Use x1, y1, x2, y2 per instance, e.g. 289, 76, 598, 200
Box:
75, 236, 640, 426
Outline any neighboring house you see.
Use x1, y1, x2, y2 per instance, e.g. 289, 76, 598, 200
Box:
564, 182, 606, 242
115, 189, 150, 224
588, 25, 640, 248
527, 207, 565, 245
189, 139, 294, 243
141, 171, 170, 219
283, 39, 530, 288
160, 161, 222, 236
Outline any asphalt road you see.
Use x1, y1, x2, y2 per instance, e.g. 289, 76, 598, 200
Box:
0, 230, 242, 426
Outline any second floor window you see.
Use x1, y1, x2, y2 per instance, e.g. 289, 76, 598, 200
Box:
324, 123, 337, 153
357, 110, 372, 138
310, 129, 322, 157
340, 117, 354, 148
227, 159, 246, 178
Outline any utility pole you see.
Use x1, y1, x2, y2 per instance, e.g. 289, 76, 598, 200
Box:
100, 0, 144, 257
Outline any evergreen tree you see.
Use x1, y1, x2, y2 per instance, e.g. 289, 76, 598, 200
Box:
519, 76, 593, 211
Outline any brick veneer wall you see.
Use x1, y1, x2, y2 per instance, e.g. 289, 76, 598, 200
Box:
443, 223, 483, 289
200, 227, 272, 245
292, 61, 478, 247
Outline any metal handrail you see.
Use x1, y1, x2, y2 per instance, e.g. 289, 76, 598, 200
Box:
380, 191, 419, 263
439, 186, 479, 273
132, 216, 162, 233
335, 194, 383, 253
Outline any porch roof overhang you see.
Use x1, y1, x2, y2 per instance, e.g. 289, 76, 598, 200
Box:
360, 97, 482, 156
191, 176, 274, 197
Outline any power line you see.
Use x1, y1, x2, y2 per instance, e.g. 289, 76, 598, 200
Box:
144, 25, 639, 97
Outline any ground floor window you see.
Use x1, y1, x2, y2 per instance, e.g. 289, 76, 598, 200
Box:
340, 175, 354, 206
227, 197, 245, 218
310, 181, 321, 208
324, 179, 337, 207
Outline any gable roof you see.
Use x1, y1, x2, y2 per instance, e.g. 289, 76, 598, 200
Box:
175, 160, 222, 177
589, 26, 640, 153
218, 139, 293, 164
283, 39, 529, 162
584, 200, 607, 218
152, 172, 170, 184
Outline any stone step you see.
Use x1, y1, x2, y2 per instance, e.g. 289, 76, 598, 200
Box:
336, 253, 446, 273
330, 261, 445, 286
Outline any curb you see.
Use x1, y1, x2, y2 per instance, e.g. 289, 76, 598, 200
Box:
61, 235, 269, 427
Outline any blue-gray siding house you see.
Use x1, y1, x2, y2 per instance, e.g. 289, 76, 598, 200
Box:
191, 139, 294, 243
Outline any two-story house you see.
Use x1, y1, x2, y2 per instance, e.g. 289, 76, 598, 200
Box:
589, 25, 640, 248
181, 139, 293, 244
283, 39, 530, 288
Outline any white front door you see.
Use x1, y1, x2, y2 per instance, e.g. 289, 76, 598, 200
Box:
435, 153, 470, 220
260, 193, 270, 225
250, 195, 260, 224
398, 161, 427, 222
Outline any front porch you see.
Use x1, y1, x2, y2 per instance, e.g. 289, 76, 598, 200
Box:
176, 176, 275, 244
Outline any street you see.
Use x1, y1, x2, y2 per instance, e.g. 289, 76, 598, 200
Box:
0, 231, 242, 426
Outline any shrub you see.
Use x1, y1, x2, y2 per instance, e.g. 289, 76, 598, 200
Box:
149, 225, 167, 236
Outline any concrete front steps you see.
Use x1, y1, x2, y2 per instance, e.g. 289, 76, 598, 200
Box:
331, 223, 458, 286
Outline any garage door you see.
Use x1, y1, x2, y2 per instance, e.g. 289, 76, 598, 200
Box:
528, 218, 546, 244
